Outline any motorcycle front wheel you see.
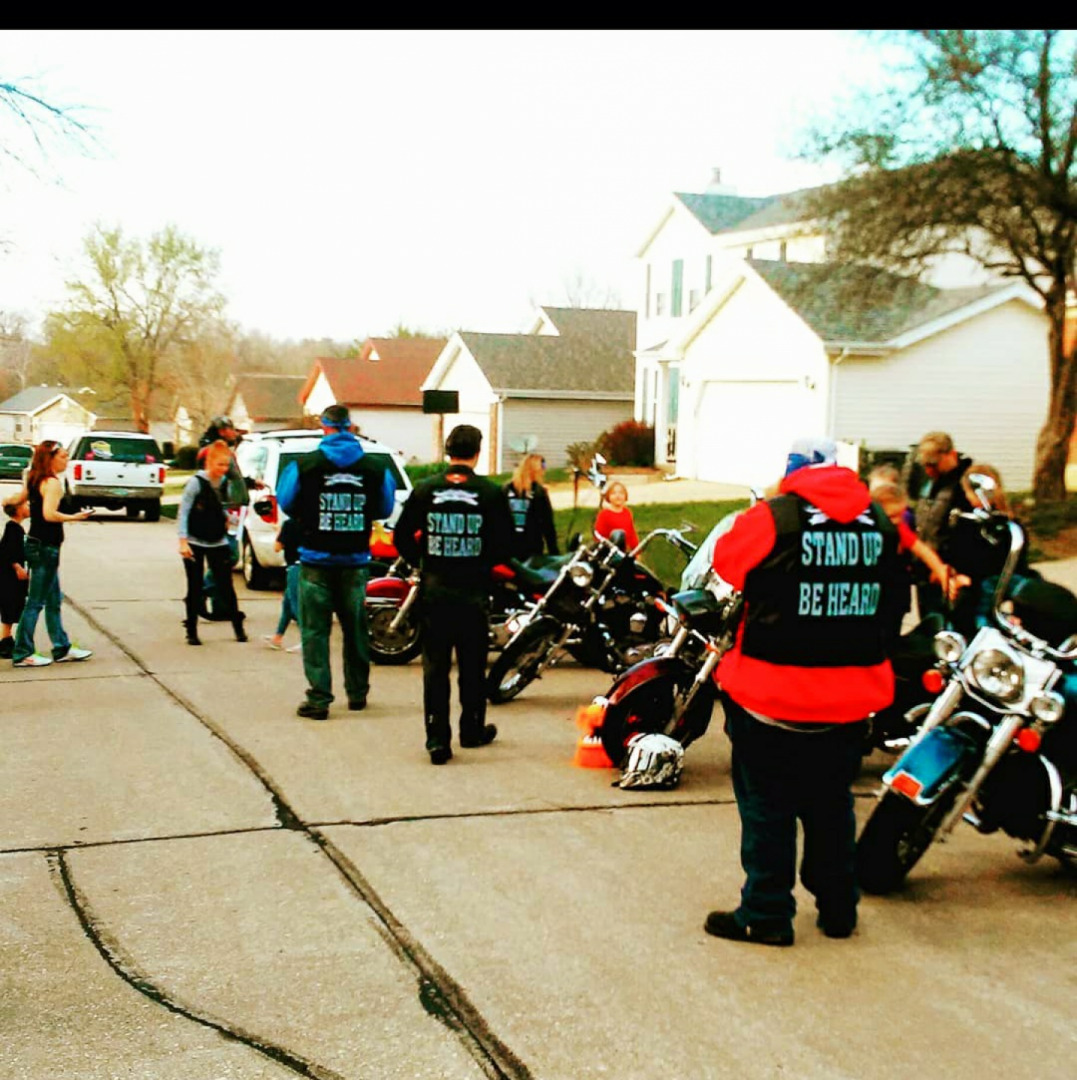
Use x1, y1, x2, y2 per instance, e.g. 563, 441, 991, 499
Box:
856, 789, 957, 895
600, 665, 714, 768
486, 620, 560, 704
367, 604, 422, 665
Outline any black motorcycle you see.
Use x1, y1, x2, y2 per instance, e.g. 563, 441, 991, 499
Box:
485, 526, 697, 704
595, 566, 743, 767
856, 473, 1077, 894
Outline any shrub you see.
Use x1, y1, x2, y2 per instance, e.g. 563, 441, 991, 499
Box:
171, 445, 200, 470
405, 462, 448, 484
595, 420, 655, 467
564, 440, 596, 475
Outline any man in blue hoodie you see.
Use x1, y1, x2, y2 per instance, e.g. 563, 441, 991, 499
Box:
277, 405, 397, 720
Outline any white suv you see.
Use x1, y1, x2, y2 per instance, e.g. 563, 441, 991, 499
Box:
234, 429, 411, 589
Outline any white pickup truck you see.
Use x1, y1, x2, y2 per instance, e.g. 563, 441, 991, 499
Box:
64, 431, 166, 521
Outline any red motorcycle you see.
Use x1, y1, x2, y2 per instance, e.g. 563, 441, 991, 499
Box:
365, 554, 568, 665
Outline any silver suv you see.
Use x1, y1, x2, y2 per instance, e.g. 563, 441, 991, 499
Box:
234, 429, 411, 589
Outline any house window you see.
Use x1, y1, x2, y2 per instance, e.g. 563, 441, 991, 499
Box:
655, 292, 667, 316
672, 259, 684, 317
688, 289, 701, 313
705, 254, 712, 294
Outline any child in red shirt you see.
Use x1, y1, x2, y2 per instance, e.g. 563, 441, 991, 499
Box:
594, 480, 639, 551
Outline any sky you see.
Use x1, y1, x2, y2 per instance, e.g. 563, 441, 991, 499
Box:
0, 30, 878, 344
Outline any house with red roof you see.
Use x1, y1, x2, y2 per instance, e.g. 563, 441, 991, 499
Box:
299, 337, 447, 463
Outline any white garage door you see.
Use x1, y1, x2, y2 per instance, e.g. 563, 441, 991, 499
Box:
696, 381, 805, 488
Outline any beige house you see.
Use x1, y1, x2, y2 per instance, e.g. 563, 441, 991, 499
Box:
0, 387, 96, 446
226, 374, 306, 433
422, 307, 637, 474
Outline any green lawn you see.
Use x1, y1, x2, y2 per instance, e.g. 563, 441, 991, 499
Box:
553, 498, 749, 589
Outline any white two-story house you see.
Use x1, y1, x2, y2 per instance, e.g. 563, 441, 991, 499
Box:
634, 171, 1049, 490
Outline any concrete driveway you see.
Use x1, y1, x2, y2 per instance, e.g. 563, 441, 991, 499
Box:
2, 498, 1076, 1079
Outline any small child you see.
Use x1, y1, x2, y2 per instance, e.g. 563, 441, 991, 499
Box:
0, 492, 30, 659
870, 478, 969, 601
594, 480, 640, 552
263, 514, 303, 651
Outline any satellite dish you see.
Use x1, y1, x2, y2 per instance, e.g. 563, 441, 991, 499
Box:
508, 434, 540, 454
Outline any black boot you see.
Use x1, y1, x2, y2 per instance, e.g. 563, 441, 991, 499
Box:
232, 612, 248, 643
185, 619, 202, 646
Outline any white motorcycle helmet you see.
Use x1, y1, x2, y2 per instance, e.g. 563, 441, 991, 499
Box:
616, 732, 685, 790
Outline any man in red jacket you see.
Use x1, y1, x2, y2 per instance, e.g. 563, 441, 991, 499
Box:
705, 437, 903, 947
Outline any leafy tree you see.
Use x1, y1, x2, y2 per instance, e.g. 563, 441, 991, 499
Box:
804, 30, 1077, 501
45, 225, 227, 433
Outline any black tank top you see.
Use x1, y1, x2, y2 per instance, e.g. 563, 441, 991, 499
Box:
28, 482, 64, 547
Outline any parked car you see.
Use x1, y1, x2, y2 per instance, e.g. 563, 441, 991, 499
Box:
233, 429, 412, 589
0, 442, 32, 481
64, 432, 166, 520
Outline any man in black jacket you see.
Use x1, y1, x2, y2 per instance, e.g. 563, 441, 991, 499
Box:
394, 425, 514, 765
905, 431, 972, 617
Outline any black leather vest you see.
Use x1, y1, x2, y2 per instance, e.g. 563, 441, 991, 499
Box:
296, 450, 384, 556
740, 494, 900, 668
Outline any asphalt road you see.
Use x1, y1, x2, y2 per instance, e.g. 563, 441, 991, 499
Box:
2, 500, 1076, 1079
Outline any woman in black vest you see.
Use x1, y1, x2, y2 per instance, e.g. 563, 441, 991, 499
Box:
177, 440, 246, 646
11, 440, 95, 667
504, 453, 558, 559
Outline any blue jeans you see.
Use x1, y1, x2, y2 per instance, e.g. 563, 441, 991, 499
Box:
13, 538, 70, 662
297, 565, 369, 708
723, 697, 864, 929
276, 563, 300, 636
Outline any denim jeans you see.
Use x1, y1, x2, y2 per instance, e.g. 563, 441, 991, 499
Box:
723, 697, 864, 929
297, 564, 369, 708
12, 537, 70, 662
276, 563, 301, 637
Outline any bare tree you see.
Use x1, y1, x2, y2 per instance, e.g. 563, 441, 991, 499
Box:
0, 76, 95, 179
0, 311, 34, 395
803, 30, 1077, 501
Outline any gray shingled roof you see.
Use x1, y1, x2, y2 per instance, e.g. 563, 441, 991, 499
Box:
0, 386, 81, 413
458, 330, 635, 395
230, 374, 306, 420
675, 185, 833, 236
538, 307, 637, 344
750, 260, 1009, 344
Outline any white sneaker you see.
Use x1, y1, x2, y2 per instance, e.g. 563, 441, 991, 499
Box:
14, 653, 53, 668
55, 646, 93, 662
262, 635, 283, 651
286, 644, 302, 653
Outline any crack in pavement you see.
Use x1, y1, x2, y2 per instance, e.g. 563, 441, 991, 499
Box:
49, 850, 346, 1080
63, 593, 535, 1080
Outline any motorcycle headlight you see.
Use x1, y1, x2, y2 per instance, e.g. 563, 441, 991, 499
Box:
933, 631, 967, 664
1029, 690, 1065, 726
968, 647, 1023, 703
570, 562, 594, 588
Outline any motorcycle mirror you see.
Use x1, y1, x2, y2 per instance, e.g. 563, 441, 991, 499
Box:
966, 472, 997, 511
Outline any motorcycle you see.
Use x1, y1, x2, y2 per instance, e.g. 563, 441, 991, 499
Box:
365, 554, 568, 665
486, 525, 698, 704
856, 473, 1077, 894
595, 565, 743, 768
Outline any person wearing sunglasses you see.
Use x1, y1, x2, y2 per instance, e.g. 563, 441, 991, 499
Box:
904, 431, 973, 618
503, 452, 559, 559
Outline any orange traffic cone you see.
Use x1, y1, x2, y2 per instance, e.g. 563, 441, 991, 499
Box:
572, 699, 614, 768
